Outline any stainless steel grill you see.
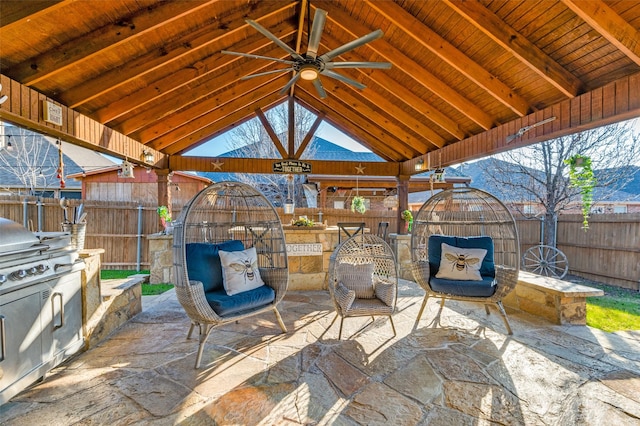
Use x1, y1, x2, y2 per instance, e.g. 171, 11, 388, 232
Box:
0, 217, 85, 405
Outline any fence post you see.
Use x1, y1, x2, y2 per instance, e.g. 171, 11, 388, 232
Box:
136, 204, 143, 272
22, 197, 28, 228
37, 197, 43, 232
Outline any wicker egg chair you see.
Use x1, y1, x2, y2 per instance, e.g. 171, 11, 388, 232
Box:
327, 234, 398, 339
173, 181, 288, 368
410, 187, 520, 334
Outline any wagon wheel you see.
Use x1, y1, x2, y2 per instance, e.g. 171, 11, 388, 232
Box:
522, 245, 569, 279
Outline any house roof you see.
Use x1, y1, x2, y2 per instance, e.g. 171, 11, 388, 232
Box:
0, 125, 115, 189
0, 1, 639, 176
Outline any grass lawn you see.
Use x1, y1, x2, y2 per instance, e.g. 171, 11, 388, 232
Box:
100, 269, 174, 296
584, 281, 640, 333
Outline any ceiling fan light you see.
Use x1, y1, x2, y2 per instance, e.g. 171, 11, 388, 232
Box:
299, 66, 318, 81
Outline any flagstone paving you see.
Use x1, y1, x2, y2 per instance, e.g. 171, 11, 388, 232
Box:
2, 280, 639, 425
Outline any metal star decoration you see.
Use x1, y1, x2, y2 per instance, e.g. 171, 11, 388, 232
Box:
355, 163, 365, 174
211, 159, 224, 170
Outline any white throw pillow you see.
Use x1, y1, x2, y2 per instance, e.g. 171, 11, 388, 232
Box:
435, 242, 487, 281
219, 247, 265, 296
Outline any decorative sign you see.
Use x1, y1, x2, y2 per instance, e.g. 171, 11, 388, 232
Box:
42, 100, 63, 126
286, 243, 323, 256
273, 160, 311, 174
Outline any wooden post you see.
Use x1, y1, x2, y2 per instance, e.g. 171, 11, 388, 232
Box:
156, 169, 171, 211
396, 175, 410, 234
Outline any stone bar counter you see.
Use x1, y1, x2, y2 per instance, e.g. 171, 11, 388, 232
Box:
284, 225, 341, 291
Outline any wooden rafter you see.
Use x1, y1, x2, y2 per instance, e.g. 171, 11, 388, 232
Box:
444, 0, 582, 98
294, 112, 325, 159
147, 76, 290, 151
562, 0, 640, 67
0, 1, 69, 28
368, 0, 531, 116
97, 25, 297, 124
256, 108, 288, 159
60, 1, 296, 108
314, 1, 495, 131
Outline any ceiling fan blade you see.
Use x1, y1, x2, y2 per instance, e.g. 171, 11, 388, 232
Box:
246, 19, 304, 61
221, 50, 295, 65
324, 61, 392, 70
241, 68, 294, 80
307, 9, 327, 60
278, 73, 302, 95
319, 29, 384, 62
321, 69, 366, 90
313, 78, 327, 99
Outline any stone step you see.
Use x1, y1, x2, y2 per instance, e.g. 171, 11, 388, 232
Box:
84, 274, 147, 349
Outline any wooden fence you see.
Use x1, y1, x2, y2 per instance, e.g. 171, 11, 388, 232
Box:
1, 196, 638, 290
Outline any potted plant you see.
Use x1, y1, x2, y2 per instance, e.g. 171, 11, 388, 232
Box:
157, 205, 173, 234
351, 195, 366, 214
564, 154, 596, 230
402, 209, 414, 233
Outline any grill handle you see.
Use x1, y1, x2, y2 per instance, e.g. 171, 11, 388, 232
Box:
52, 292, 64, 330
54, 263, 74, 273
0, 315, 5, 362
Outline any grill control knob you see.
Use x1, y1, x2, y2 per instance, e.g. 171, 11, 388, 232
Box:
27, 267, 37, 276
36, 264, 49, 274
0, 274, 6, 284
10, 269, 28, 280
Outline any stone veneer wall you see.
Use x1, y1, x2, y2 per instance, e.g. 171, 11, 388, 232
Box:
285, 228, 341, 291
147, 233, 174, 284
389, 233, 413, 281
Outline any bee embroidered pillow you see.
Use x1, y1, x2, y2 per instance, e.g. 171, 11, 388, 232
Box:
435, 242, 487, 281
219, 247, 265, 296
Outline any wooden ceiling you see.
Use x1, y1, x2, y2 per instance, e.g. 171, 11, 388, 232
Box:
1, 0, 639, 176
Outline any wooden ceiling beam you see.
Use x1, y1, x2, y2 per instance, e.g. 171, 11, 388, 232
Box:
317, 37, 448, 147
0, 1, 69, 29
304, 72, 432, 155
296, 88, 412, 161
59, 1, 296, 108
295, 96, 397, 162
136, 72, 286, 144
444, 0, 582, 98
561, 0, 640, 67
169, 156, 398, 177
10, 1, 217, 86
314, 1, 495, 130
165, 93, 287, 155
294, 112, 325, 159
97, 24, 296, 125
147, 76, 289, 150
115, 42, 291, 136
409, 71, 640, 171
256, 107, 288, 159
367, 0, 531, 117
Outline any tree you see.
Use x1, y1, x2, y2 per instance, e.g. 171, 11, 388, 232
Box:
0, 125, 59, 196
482, 119, 639, 246
225, 102, 319, 209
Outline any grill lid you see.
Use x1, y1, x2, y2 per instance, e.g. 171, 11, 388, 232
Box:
0, 217, 40, 254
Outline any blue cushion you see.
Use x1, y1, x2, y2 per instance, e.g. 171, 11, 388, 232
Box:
205, 285, 275, 316
428, 235, 495, 278
186, 241, 244, 293
430, 276, 497, 297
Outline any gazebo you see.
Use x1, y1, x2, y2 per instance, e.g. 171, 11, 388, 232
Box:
0, 0, 638, 233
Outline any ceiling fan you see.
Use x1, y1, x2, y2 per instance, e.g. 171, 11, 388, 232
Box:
221, 8, 391, 98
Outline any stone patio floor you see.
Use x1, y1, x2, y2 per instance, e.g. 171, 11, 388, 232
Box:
2, 280, 639, 425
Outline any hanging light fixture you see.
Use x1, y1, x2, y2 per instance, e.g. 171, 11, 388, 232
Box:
141, 149, 154, 164
415, 158, 424, 171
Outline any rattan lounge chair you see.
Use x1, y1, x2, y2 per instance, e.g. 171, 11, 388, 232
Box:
327, 233, 398, 339
411, 187, 520, 334
173, 181, 288, 368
